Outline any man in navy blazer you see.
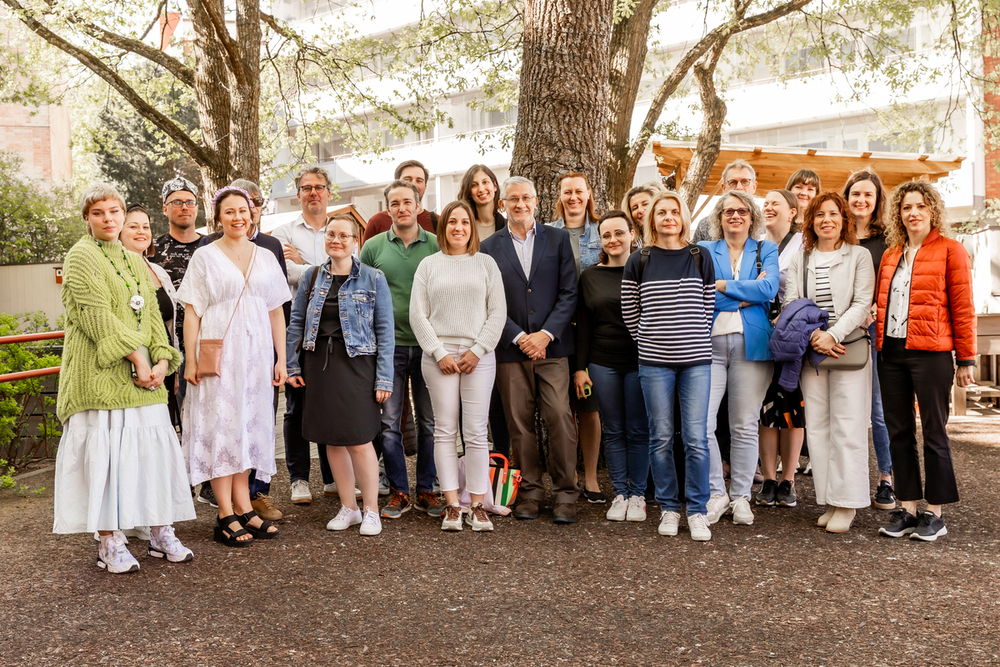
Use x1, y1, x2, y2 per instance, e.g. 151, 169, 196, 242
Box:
480, 176, 581, 523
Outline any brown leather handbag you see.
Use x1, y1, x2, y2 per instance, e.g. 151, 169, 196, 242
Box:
198, 247, 256, 377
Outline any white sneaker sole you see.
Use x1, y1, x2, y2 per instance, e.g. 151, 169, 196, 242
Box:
910, 526, 947, 541
97, 558, 139, 573
327, 519, 362, 531
291, 496, 311, 505
148, 546, 194, 563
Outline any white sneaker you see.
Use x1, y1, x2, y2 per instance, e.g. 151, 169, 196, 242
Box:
324, 482, 363, 498
148, 525, 194, 563
706, 492, 730, 525
466, 503, 494, 532
731, 495, 754, 525
688, 513, 712, 541
290, 479, 312, 504
626, 496, 647, 522
441, 504, 464, 531
359, 508, 382, 536
658, 510, 681, 536
606, 495, 628, 521
97, 533, 140, 573
326, 506, 362, 531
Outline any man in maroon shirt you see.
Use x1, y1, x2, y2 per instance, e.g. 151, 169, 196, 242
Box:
362, 159, 439, 241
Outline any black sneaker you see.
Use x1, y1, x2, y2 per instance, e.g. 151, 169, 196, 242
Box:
874, 480, 897, 510
583, 488, 607, 504
878, 508, 919, 538
197, 484, 218, 508
755, 479, 777, 506
775, 480, 797, 507
910, 511, 947, 542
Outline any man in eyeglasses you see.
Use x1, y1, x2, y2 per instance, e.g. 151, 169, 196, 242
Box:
691, 160, 758, 243
271, 166, 337, 506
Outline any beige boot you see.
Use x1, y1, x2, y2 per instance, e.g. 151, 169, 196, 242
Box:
817, 508, 836, 527
825, 507, 857, 533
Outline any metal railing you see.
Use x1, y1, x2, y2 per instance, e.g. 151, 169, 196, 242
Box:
0, 331, 63, 383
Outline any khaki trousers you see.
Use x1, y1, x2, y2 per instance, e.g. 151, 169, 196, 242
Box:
496, 357, 580, 504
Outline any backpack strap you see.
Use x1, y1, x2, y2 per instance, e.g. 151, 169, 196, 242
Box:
801, 251, 810, 299
638, 246, 652, 284
306, 264, 321, 299
755, 239, 762, 276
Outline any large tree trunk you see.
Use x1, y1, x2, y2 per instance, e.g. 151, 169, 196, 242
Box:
605, 0, 658, 209
510, 0, 614, 222
678, 44, 727, 214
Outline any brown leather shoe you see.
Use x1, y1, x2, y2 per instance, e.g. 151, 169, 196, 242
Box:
552, 502, 578, 524
513, 499, 540, 520
251, 493, 283, 522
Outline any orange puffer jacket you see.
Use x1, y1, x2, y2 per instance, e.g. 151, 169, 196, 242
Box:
875, 229, 976, 361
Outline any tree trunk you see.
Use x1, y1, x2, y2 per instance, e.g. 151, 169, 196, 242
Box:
678, 44, 727, 214
510, 0, 614, 222
605, 0, 658, 209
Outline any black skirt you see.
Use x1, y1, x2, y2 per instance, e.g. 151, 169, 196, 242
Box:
301, 335, 381, 447
759, 362, 806, 429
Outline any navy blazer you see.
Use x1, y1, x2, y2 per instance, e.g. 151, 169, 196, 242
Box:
481, 222, 578, 363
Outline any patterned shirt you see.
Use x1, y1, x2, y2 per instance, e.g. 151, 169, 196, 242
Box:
152, 232, 203, 350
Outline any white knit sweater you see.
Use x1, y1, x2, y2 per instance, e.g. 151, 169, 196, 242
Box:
410, 251, 507, 361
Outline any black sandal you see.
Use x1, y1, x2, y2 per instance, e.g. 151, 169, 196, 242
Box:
238, 510, 278, 539
214, 514, 253, 547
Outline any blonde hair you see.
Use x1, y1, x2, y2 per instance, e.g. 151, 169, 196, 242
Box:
709, 190, 763, 241
646, 190, 692, 246
885, 181, 949, 250
79, 183, 126, 220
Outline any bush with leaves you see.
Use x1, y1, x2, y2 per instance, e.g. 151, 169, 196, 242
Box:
0, 312, 61, 467
0, 152, 79, 266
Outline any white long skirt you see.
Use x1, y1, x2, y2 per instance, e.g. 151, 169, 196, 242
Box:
53, 404, 197, 534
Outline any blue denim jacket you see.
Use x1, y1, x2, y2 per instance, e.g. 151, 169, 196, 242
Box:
550, 213, 601, 271
286, 256, 395, 391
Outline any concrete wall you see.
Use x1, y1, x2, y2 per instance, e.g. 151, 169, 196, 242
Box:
959, 226, 1000, 315
0, 263, 64, 328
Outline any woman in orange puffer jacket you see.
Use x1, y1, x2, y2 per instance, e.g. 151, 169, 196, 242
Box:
874, 181, 976, 543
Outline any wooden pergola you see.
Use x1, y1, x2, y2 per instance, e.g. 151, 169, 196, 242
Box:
652, 140, 966, 205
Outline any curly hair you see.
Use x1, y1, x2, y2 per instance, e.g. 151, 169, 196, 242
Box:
801, 191, 858, 253
842, 169, 888, 239
709, 190, 763, 241
885, 181, 949, 250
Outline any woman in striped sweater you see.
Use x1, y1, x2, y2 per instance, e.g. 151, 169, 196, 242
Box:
622, 190, 716, 541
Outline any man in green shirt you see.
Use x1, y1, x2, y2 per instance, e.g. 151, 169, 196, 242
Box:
359, 179, 443, 519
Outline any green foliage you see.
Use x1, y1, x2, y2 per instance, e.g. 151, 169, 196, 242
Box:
0, 312, 61, 465
0, 152, 79, 266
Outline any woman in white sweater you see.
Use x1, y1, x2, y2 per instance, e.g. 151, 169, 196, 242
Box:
411, 200, 507, 532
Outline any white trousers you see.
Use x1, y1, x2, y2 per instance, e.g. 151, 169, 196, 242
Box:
800, 359, 872, 508
421, 344, 496, 496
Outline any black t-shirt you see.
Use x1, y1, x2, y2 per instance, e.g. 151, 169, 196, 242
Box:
152, 232, 202, 351
576, 264, 639, 372
318, 274, 349, 339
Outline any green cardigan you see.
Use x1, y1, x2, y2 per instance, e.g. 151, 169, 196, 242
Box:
57, 235, 182, 422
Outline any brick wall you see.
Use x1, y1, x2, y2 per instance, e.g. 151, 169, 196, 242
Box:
0, 102, 73, 187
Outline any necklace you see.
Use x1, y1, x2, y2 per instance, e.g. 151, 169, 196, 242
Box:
222, 238, 251, 261
94, 238, 143, 329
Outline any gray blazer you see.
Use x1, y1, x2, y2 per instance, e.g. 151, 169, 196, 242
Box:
783, 243, 874, 344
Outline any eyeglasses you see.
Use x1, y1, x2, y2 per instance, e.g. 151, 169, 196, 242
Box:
722, 208, 750, 218
504, 195, 535, 205
251, 197, 265, 207
166, 199, 197, 209
325, 233, 356, 242
726, 179, 754, 189
299, 185, 329, 194
600, 230, 631, 240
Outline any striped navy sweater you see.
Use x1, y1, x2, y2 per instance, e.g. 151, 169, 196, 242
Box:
621, 245, 716, 367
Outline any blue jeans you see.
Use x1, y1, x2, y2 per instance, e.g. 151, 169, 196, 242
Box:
869, 322, 892, 476
590, 364, 648, 498
381, 345, 436, 494
639, 364, 712, 515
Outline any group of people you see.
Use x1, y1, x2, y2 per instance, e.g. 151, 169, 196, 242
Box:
52, 155, 976, 573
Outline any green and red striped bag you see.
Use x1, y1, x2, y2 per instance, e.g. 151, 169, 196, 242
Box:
488, 453, 521, 508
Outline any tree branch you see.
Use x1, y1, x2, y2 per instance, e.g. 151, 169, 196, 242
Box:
679, 39, 728, 212
627, 0, 814, 167
1, 0, 209, 165
200, 0, 247, 85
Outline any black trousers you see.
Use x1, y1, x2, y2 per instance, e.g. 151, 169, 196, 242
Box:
878, 337, 959, 505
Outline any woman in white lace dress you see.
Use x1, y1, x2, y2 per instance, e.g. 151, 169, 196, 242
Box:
177, 187, 290, 547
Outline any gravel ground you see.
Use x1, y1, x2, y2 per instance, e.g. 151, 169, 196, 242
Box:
2, 418, 998, 666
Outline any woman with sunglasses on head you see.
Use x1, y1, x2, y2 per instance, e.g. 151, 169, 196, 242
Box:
54, 184, 194, 573
698, 190, 780, 527
875, 181, 975, 542
576, 211, 648, 523
784, 192, 874, 534
756, 189, 805, 508
622, 191, 716, 540
411, 201, 506, 531
287, 214, 394, 537
842, 169, 896, 511
550, 171, 605, 503
177, 186, 291, 547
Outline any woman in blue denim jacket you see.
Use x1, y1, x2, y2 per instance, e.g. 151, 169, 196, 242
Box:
286, 214, 394, 536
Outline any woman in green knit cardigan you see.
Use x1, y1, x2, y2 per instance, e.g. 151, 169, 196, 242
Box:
53, 183, 196, 574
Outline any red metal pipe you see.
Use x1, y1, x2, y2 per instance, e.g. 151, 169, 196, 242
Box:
0, 331, 65, 345
0, 367, 61, 383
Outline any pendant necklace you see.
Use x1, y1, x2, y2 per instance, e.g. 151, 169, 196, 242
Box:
95, 238, 144, 329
